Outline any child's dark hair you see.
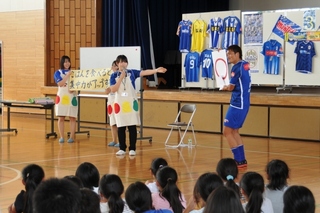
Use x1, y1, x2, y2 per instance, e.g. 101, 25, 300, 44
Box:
99, 174, 125, 213
266, 159, 289, 190
63, 175, 84, 188
60, 55, 71, 70
75, 162, 100, 190
216, 158, 240, 196
203, 186, 245, 213
33, 178, 81, 213
156, 166, 184, 213
80, 188, 101, 213
240, 172, 265, 213
150, 157, 168, 176
116, 55, 128, 64
22, 164, 45, 213
193, 172, 223, 204
283, 185, 315, 213
125, 181, 152, 213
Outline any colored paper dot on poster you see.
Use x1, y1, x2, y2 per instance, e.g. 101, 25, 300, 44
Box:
71, 97, 78, 106
107, 105, 113, 115
55, 96, 60, 104
114, 103, 120, 114
133, 100, 139, 111
122, 101, 132, 113
61, 95, 70, 105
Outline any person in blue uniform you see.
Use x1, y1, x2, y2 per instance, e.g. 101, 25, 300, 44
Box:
109, 55, 166, 156
221, 45, 251, 168
53, 55, 78, 143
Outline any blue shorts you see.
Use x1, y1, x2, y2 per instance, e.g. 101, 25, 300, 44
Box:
224, 106, 249, 129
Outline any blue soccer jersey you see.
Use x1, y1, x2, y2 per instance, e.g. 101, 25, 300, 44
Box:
184, 52, 200, 82
261, 39, 283, 75
294, 40, 316, 74
176, 20, 192, 53
229, 61, 251, 109
222, 16, 242, 49
206, 17, 224, 48
200, 49, 213, 78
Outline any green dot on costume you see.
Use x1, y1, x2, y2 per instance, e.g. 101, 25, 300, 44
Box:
133, 100, 139, 111
71, 97, 78, 106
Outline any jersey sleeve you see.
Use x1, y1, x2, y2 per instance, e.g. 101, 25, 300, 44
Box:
277, 43, 283, 56
176, 21, 182, 36
230, 64, 241, 85
236, 17, 242, 34
131, 69, 141, 79
110, 72, 117, 86
53, 70, 63, 84
311, 42, 316, 57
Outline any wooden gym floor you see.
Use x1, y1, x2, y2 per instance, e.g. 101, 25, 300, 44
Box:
0, 113, 319, 212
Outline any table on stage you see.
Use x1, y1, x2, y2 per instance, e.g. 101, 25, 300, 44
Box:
0, 100, 57, 138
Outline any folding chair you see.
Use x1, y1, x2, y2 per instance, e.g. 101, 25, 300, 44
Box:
165, 104, 197, 148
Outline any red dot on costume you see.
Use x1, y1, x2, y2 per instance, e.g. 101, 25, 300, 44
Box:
114, 103, 120, 114
107, 105, 113, 114
55, 96, 60, 104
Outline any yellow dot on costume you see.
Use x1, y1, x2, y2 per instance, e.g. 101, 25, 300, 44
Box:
122, 101, 132, 113
61, 95, 70, 105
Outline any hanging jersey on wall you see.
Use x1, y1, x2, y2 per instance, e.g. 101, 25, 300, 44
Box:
184, 52, 200, 82
206, 17, 224, 48
176, 20, 192, 53
294, 40, 316, 74
200, 49, 213, 78
222, 16, 242, 49
261, 39, 283, 75
191, 19, 207, 52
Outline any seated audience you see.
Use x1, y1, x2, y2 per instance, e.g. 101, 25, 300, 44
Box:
75, 162, 100, 194
80, 188, 101, 213
33, 178, 81, 213
125, 181, 172, 213
152, 166, 186, 213
203, 186, 245, 213
216, 158, 240, 196
185, 172, 223, 213
145, 157, 168, 193
8, 164, 45, 213
99, 174, 132, 213
283, 185, 315, 213
240, 172, 274, 213
265, 159, 289, 213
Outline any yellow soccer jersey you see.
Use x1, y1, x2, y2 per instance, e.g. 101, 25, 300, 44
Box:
191, 19, 207, 52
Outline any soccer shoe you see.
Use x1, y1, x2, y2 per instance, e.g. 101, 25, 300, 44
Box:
59, 138, 64, 143
116, 150, 126, 155
129, 150, 136, 156
236, 159, 248, 168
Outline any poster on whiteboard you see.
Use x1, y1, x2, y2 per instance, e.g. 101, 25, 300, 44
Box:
68, 68, 113, 91
212, 49, 229, 89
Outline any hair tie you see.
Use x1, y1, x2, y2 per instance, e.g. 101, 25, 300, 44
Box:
159, 165, 163, 168
167, 178, 172, 182
226, 175, 234, 180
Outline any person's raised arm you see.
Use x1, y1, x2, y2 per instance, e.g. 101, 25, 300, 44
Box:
110, 70, 126, 93
140, 67, 167, 77
57, 71, 71, 87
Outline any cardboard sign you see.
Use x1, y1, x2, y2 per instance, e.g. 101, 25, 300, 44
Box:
68, 68, 113, 91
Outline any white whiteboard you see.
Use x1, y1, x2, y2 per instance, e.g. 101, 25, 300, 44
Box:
80, 46, 141, 70
79, 46, 141, 92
